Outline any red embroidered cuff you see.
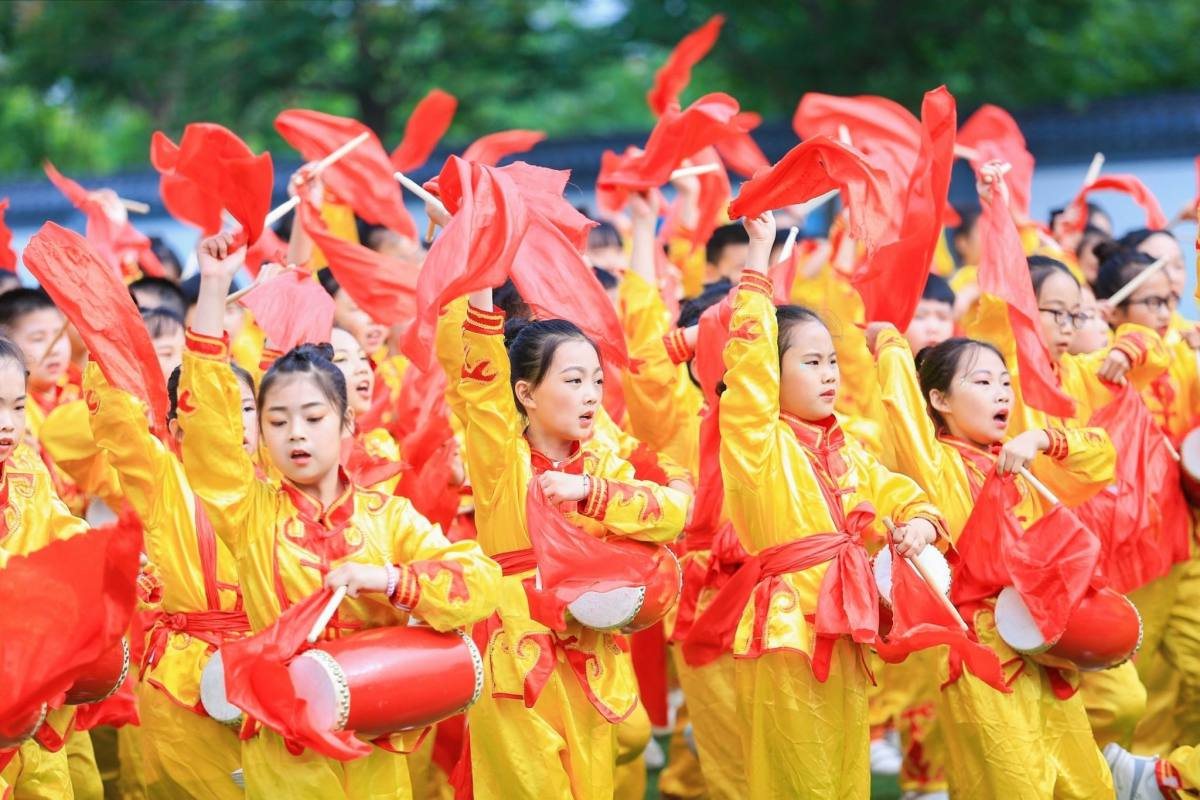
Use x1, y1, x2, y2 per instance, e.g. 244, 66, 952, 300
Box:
738, 270, 772, 298
1111, 334, 1146, 367
389, 564, 422, 610
185, 328, 230, 361
663, 328, 695, 365
1044, 428, 1069, 461
464, 305, 507, 336
578, 475, 609, 521
258, 347, 283, 373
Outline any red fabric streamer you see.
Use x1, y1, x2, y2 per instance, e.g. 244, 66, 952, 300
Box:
462, 130, 546, 167
630, 623, 669, 728
244, 225, 289, 279
957, 105, 1036, 219
851, 86, 956, 328
976, 190, 1076, 418
150, 123, 274, 244
1065, 174, 1167, 236
714, 111, 770, 179
43, 161, 164, 279
73, 674, 139, 731
393, 364, 459, 532
391, 89, 458, 172
646, 14, 725, 116
728, 136, 893, 255
22, 223, 171, 439
339, 435, 407, 490
275, 109, 415, 239
236, 269, 335, 353
661, 146, 730, 258
298, 195, 420, 327
0, 519, 141, 739
220, 589, 372, 761
0, 198, 16, 272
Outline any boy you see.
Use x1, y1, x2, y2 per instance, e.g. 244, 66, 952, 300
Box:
904, 274, 956, 354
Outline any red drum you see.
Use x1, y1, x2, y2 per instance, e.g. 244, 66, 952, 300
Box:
872, 546, 951, 606
199, 650, 244, 726
288, 625, 483, 738
567, 546, 681, 633
65, 638, 130, 705
1179, 427, 1200, 506
0, 703, 47, 749
994, 586, 1142, 671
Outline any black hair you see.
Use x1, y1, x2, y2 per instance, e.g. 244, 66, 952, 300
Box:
705, 224, 750, 267
504, 318, 598, 415
587, 220, 622, 251
676, 283, 728, 330
130, 276, 187, 317
167, 362, 254, 423
1086, 202, 1112, 230
952, 207, 980, 240
0, 335, 28, 376
141, 307, 184, 340
922, 273, 955, 306
147, 236, 183, 278
775, 305, 828, 361
0, 272, 20, 297
317, 268, 341, 299
494, 279, 531, 321
256, 342, 348, 424
592, 267, 618, 291
1093, 244, 1157, 303
0, 288, 58, 335
1027, 256, 1078, 298
1075, 224, 1112, 258
1118, 227, 1176, 251
915, 336, 1006, 432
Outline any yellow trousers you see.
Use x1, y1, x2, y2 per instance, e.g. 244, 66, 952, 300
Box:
1078, 660, 1147, 747
613, 701, 650, 800
735, 640, 870, 799
241, 730, 411, 800
65, 729, 102, 800
889, 651, 948, 794
404, 728, 453, 800
664, 647, 746, 799
656, 701, 708, 799
1, 740, 73, 800
135, 683, 243, 799
468, 660, 619, 800
937, 611, 1113, 799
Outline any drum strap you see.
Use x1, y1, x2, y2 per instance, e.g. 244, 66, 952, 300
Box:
492, 548, 537, 576
194, 503, 222, 612
142, 610, 251, 676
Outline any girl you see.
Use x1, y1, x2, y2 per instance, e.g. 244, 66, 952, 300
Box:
453, 282, 690, 799
871, 325, 1117, 797
717, 210, 945, 798
179, 232, 500, 800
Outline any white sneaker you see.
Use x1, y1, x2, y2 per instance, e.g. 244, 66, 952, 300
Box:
900, 792, 948, 800
1104, 743, 1164, 800
644, 736, 666, 770
870, 736, 902, 776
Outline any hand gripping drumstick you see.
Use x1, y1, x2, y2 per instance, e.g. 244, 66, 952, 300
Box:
263, 131, 373, 229
307, 585, 348, 644
882, 516, 968, 631
1017, 467, 1059, 506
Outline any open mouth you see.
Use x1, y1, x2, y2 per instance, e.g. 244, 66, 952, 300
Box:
578, 410, 595, 426
289, 448, 312, 466
819, 390, 837, 400
993, 409, 1010, 426
0, 436, 14, 449
355, 380, 371, 399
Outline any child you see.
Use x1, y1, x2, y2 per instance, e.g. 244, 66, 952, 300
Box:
905, 274, 956, 355
703, 223, 750, 290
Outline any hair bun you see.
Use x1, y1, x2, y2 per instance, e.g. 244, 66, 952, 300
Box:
1092, 240, 1127, 264
503, 317, 531, 350
291, 342, 336, 362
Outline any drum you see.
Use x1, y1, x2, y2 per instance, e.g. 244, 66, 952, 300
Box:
994, 586, 1142, 671
1179, 427, 1200, 506
567, 546, 681, 633
288, 625, 483, 738
0, 703, 47, 749
872, 546, 951, 606
199, 650, 244, 726
65, 638, 130, 705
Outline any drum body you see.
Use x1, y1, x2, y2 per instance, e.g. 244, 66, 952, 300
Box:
199, 649, 244, 726
288, 625, 483, 738
65, 638, 130, 705
567, 546, 682, 633
1179, 427, 1200, 506
994, 586, 1142, 671
872, 546, 951, 606
0, 703, 47, 749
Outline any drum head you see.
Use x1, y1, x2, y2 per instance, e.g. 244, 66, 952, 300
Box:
994, 587, 1051, 654
289, 649, 348, 731
199, 650, 244, 724
568, 586, 645, 631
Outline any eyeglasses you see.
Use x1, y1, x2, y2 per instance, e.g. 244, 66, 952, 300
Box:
1124, 294, 1178, 313
1038, 307, 1090, 330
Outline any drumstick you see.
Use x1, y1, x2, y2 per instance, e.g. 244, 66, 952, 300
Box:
1017, 467, 1060, 506
262, 132, 372, 228
954, 144, 981, 161
119, 198, 150, 214
394, 171, 450, 218
1106, 255, 1168, 306
669, 163, 720, 181
1083, 152, 1105, 187
1163, 435, 1181, 463
38, 325, 69, 367
882, 517, 967, 631
776, 226, 800, 264
307, 585, 348, 644
796, 188, 840, 218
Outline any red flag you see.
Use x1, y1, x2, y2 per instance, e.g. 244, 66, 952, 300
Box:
851, 87, 956, 328
976, 190, 1076, 418
462, 130, 546, 168
0, 520, 141, 738
0, 198, 15, 271
244, 225, 289, 280
1065, 174, 1167, 236
275, 109, 416, 239
728, 136, 893, 254
150, 123, 274, 244
22, 223, 171, 439
298, 195, 420, 327
660, 146, 731, 257
646, 14, 725, 116
393, 365, 459, 532
958, 105, 1035, 219
220, 589, 372, 761
43, 161, 165, 279
391, 89, 458, 172
714, 111, 770, 179
237, 269, 335, 353
401, 157, 529, 369
597, 93, 744, 210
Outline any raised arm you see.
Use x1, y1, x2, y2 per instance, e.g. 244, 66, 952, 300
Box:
576, 449, 689, 544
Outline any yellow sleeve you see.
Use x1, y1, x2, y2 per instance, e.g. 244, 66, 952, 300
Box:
435, 297, 470, 427
2, 445, 89, 555
594, 406, 692, 486
618, 270, 672, 357
177, 329, 265, 556
1030, 425, 1115, 506
668, 235, 706, 299
1105, 324, 1170, 390
856, 447, 948, 542
717, 270, 780, 486
578, 449, 689, 544
456, 305, 523, 506
389, 496, 500, 631
39, 398, 123, 509
874, 327, 953, 489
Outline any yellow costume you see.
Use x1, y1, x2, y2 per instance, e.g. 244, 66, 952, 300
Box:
876, 326, 1116, 797
177, 329, 500, 800
718, 270, 944, 798
455, 303, 688, 800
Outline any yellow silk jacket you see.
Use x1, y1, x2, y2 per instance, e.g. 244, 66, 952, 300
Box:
40, 398, 124, 512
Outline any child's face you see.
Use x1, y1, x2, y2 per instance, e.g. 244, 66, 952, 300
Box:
1035, 271, 1082, 360
905, 300, 954, 354
11, 309, 70, 391
712, 243, 749, 282
1109, 269, 1173, 338
0, 360, 27, 463
329, 328, 375, 416
779, 321, 840, 421
333, 290, 388, 357
154, 330, 185, 383
260, 374, 346, 490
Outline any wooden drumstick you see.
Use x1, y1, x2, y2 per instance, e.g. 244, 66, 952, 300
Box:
1017, 467, 1060, 506
668, 163, 720, 181
38, 325, 69, 367
883, 517, 968, 631
307, 585, 348, 644
1106, 255, 1168, 306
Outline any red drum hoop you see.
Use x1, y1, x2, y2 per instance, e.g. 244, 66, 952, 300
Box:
995, 586, 1142, 671
65, 638, 130, 705
568, 546, 682, 633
